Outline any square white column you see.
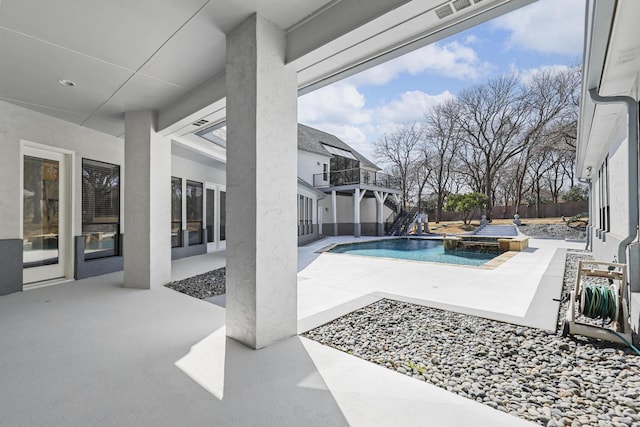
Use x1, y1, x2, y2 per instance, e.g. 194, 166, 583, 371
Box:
353, 188, 361, 237
375, 191, 388, 236
332, 190, 338, 236
123, 111, 171, 289
226, 14, 298, 349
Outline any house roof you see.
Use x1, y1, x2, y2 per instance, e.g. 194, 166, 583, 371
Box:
297, 124, 380, 171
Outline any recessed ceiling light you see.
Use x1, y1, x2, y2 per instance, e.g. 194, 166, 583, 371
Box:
58, 79, 76, 87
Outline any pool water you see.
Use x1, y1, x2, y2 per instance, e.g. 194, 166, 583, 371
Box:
328, 238, 497, 266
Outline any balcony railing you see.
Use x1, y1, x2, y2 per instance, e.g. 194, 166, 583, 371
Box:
313, 168, 400, 190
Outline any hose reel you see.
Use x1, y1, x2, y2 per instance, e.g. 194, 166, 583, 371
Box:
562, 261, 633, 346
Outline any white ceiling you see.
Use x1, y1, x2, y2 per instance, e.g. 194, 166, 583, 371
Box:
0, 0, 336, 136
0, 0, 534, 140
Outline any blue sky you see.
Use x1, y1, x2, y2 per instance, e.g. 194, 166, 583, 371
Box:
298, 0, 586, 161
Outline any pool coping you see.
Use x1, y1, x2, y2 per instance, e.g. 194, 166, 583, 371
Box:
317, 237, 517, 270
298, 247, 568, 333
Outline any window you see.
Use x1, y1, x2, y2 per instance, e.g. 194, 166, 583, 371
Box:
206, 188, 215, 243
598, 157, 610, 232
82, 159, 120, 259
298, 195, 313, 236
598, 157, 611, 232
171, 177, 182, 248
186, 180, 203, 245
322, 163, 328, 181
219, 190, 226, 241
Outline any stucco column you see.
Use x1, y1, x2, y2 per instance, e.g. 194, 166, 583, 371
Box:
226, 13, 298, 349
375, 191, 388, 236
332, 190, 338, 236
353, 188, 361, 237
123, 111, 171, 289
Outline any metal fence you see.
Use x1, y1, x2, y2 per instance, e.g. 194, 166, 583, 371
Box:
313, 168, 400, 190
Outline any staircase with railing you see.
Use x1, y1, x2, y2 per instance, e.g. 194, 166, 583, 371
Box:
387, 207, 419, 236
384, 197, 399, 213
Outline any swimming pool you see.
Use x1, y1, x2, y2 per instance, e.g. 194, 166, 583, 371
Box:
328, 238, 497, 266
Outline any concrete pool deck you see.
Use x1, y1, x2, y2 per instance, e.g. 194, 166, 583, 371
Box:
0, 236, 582, 426
297, 236, 585, 333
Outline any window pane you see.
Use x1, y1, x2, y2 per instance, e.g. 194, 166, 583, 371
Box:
171, 177, 182, 248
219, 191, 226, 241
24, 156, 60, 268
82, 159, 120, 259
206, 189, 215, 243
186, 180, 203, 245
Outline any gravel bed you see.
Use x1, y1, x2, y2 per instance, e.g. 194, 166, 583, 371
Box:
165, 267, 226, 299
303, 251, 640, 427
519, 224, 586, 240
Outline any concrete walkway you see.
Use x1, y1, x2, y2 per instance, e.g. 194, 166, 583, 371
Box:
0, 237, 583, 426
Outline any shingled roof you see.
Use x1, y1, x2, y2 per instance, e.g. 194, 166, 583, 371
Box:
298, 123, 380, 171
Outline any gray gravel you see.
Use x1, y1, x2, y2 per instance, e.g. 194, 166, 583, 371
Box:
303, 251, 640, 427
165, 267, 226, 299
519, 224, 586, 240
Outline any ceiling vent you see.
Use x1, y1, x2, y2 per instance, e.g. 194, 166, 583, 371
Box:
452, 0, 472, 11
435, 4, 454, 19
192, 119, 209, 127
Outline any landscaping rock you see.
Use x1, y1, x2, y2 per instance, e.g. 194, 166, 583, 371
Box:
302, 251, 640, 426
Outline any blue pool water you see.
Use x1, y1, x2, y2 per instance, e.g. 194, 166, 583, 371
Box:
328, 238, 497, 266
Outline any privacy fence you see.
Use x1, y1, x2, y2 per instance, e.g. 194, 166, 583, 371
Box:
435, 201, 589, 222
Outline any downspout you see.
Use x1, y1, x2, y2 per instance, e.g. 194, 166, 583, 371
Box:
577, 177, 592, 251
588, 88, 640, 267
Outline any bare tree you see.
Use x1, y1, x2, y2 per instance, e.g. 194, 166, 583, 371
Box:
452, 75, 529, 215
422, 99, 461, 222
374, 123, 423, 209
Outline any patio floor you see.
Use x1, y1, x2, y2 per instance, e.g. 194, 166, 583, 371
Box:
0, 237, 583, 426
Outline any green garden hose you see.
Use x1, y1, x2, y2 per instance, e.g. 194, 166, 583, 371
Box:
580, 283, 640, 356
581, 284, 617, 324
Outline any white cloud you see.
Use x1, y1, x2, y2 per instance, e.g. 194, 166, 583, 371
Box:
492, 0, 585, 55
515, 64, 573, 85
465, 35, 479, 44
298, 82, 370, 125
298, 84, 455, 161
347, 41, 494, 86
375, 90, 455, 125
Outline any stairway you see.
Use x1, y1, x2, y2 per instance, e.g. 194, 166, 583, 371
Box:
387, 207, 419, 236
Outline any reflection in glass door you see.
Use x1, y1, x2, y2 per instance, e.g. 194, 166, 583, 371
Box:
219, 190, 226, 241
23, 148, 67, 284
206, 188, 215, 243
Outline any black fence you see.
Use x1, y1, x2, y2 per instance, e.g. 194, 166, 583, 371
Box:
313, 168, 400, 190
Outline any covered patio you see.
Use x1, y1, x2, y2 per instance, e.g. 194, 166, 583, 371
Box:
0, 237, 584, 426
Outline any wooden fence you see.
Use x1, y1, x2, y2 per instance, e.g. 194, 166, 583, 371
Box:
434, 201, 588, 222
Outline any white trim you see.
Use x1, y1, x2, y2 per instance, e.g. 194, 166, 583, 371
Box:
21, 142, 74, 284
23, 277, 74, 291
204, 182, 226, 251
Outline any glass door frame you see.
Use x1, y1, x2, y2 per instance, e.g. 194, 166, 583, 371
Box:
21, 143, 73, 286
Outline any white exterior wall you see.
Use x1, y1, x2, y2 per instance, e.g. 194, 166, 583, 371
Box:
361, 197, 378, 223
608, 133, 630, 238
591, 113, 632, 262
318, 194, 392, 225
171, 153, 226, 186
297, 150, 330, 186
0, 100, 124, 240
